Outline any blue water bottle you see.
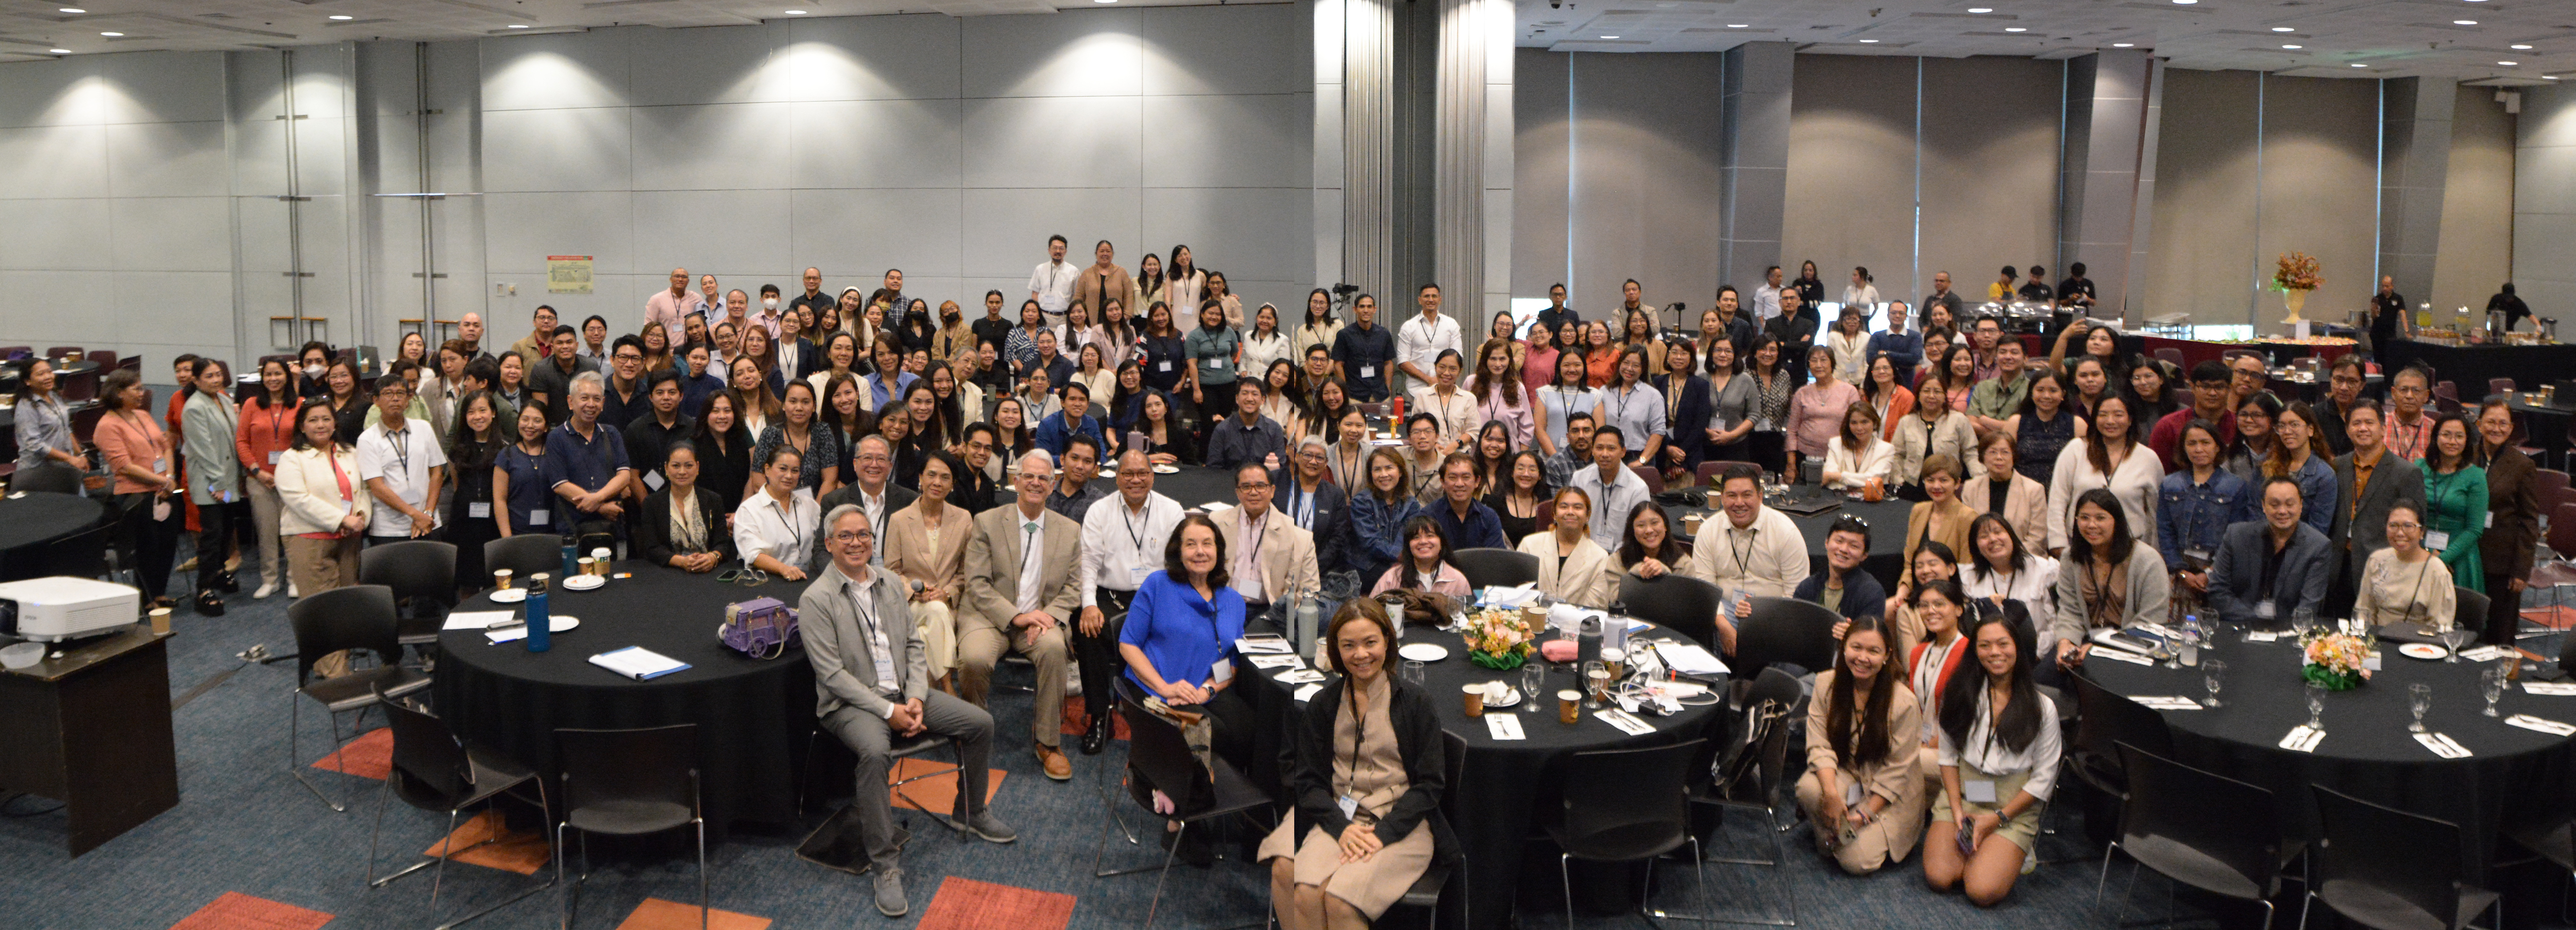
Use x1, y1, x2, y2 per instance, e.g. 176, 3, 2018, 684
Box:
525, 574, 552, 653
559, 542, 578, 578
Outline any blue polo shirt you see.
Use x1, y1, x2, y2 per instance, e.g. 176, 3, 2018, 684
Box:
1429, 498, 1507, 551
538, 419, 630, 504
1119, 570, 1247, 692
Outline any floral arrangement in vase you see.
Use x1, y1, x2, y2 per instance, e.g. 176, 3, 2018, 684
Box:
2273, 252, 2323, 322
1462, 608, 1536, 671
2301, 631, 2372, 690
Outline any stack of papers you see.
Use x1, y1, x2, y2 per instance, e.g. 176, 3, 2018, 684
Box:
1477, 585, 1541, 608
2458, 645, 2512, 662
2505, 714, 2576, 736
1651, 641, 1728, 678
1235, 636, 1293, 655
2089, 648, 2155, 666
589, 646, 691, 680
2130, 696, 2205, 711
1247, 654, 1305, 670
1595, 708, 1657, 736
2524, 681, 2576, 696
2413, 732, 2472, 758
1292, 683, 1324, 702
442, 610, 516, 631
1484, 713, 1525, 740
2278, 725, 2325, 753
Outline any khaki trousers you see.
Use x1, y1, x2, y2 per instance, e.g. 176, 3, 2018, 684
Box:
244, 479, 284, 591
287, 534, 362, 676
908, 599, 958, 679
954, 616, 1070, 749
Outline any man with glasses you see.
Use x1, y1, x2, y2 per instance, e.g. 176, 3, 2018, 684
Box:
2326, 403, 2423, 615
2318, 355, 2368, 456
1216, 460, 1321, 622
1073, 449, 1183, 753
602, 335, 650, 431
541, 371, 635, 541
1046, 435, 1107, 521
819, 435, 918, 567
806, 505, 1017, 918
1276, 435, 1349, 574
2382, 366, 2436, 463
2226, 353, 2272, 413
509, 305, 558, 364
355, 364, 447, 546
958, 451, 1083, 781
1429, 453, 1506, 550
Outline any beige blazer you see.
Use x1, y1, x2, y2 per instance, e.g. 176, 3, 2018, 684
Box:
1962, 471, 2048, 556
960, 503, 1084, 632
884, 500, 973, 601
1215, 506, 1321, 601
1517, 531, 1619, 608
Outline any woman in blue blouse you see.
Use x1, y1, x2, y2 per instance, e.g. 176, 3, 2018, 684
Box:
1119, 513, 1255, 771
1345, 447, 1424, 585
492, 402, 555, 538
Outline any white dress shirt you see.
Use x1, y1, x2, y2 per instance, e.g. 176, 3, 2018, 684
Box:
734, 487, 820, 573
1686, 505, 1812, 598
1394, 312, 1462, 381
1936, 686, 2062, 801
1752, 284, 1784, 322
1406, 386, 1481, 448
855, 485, 892, 565
355, 420, 448, 536
843, 568, 902, 707
1029, 260, 1079, 316
1012, 511, 1047, 615
1079, 491, 1185, 606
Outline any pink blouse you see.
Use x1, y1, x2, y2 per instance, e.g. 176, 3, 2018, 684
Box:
1522, 344, 1560, 393
95, 408, 170, 495
1469, 375, 1535, 448
1789, 379, 1862, 459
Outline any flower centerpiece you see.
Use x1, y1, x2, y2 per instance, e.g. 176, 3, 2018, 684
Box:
1462, 608, 1536, 671
2301, 631, 2371, 691
2273, 252, 2323, 323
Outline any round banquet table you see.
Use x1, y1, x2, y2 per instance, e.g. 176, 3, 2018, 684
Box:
431, 562, 816, 835
1239, 619, 1723, 930
2081, 636, 2576, 882
0, 491, 109, 580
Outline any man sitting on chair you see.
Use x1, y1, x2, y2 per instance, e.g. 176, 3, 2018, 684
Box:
1215, 460, 1322, 620
803, 504, 1015, 919
957, 449, 1084, 781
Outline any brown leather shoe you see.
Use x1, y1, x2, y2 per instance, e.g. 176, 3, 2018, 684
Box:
1037, 743, 1072, 781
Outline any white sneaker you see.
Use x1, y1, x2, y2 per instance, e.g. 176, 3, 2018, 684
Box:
253, 580, 278, 600
2022, 842, 2038, 875
287, 580, 299, 599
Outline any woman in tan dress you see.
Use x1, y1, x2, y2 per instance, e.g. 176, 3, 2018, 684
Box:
1793, 616, 1926, 874
884, 451, 974, 690
1265, 600, 1452, 930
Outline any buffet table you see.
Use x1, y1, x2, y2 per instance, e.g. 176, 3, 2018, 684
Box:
2378, 341, 2576, 399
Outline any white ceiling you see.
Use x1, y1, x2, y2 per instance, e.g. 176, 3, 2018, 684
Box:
3, 0, 2568, 84
1526, 0, 2576, 82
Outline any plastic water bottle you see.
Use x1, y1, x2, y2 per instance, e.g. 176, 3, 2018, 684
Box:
2178, 615, 2201, 668
525, 574, 552, 653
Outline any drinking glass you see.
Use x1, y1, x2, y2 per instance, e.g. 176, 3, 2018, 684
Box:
2305, 681, 2328, 732
1521, 664, 1546, 713
1402, 660, 1425, 686
2201, 659, 2226, 709
2407, 683, 2431, 733
2483, 666, 2508, 717
2440, 627, 2471, 664
2291, 607, 2316, 641
1581, 660, 1608, 707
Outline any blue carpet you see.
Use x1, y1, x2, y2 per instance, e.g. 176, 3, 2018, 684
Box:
3, 549, 2569, 930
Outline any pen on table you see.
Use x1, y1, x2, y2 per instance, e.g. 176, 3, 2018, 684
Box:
486, 620, 526, 631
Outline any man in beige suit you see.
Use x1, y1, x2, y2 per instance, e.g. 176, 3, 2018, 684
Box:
957, 449, 1084, 781
1214, 461, 1320, 619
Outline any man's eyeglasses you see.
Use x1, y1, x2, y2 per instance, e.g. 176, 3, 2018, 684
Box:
831, 531, 875, 544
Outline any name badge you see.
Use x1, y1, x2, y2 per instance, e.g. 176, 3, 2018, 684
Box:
469, 501, 492, 518
153, 458, 168, 474
1359, 365, 1376, 379
1962, 779, 1999, 805
267, 451, 283, 466
2426, 530, 2451, 550
1158, 361, 1173, 373
1842, 780, 1863, 808
528, 508, 550, 526
1131, 564, 1154, 585
644, 471, 666, 491
2256, 599, 2276, 620
2184, 548, 2212, 564
1337, 794, 1360, 820
1208, 358, 1226, 370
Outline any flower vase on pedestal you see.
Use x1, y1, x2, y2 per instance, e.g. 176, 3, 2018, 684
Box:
2281, 287, 2311, 325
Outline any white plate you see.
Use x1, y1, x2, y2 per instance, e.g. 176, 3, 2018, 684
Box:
1096, 468, 1118, 478
1153, 464, 1180, 475
2398, 643, 2448, 661
1488, 686, 1522, 708
1397, 643, 1449, 662
489, 588, 527, 603
545, 616, 579, 632
561, 574, 605, 591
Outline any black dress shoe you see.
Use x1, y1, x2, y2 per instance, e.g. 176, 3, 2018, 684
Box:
193, 591, 226, 616
1080, 712, 1110, 755
216, 571, 240, 594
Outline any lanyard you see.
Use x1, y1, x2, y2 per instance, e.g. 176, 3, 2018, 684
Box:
383, 426, 412, 479
767, 493, 807, 561
1730, 526, 1756, 576
1123, 500, 1155, 556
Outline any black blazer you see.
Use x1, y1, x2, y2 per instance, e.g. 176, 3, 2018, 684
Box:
1274, 467, 1350, 576
1286, 675, 1458, 862
1654, 373, 1712, 467
634, 487, 735, 567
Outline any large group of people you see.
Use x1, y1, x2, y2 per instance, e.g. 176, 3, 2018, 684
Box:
9, 242, 2552, 922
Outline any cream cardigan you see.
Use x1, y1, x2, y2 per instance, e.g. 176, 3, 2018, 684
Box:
274, 444, 373, 536
1516, 531, 1619, 608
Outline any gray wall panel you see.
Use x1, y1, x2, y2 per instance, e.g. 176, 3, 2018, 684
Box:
2144, 68, 2260, 323
2432, 85, 2515, 314
1920, 56, 2061, 301
1782, 55, 1915, 300
2257, 76, 2379, 326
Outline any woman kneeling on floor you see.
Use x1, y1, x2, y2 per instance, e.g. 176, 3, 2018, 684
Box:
1796, 615, 1926, 874
1265, 598, 1454, 930
1922, 609, 2059, 906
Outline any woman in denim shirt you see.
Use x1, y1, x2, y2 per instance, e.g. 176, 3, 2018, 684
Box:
2157, 419, 2254, 607
1344, 447, 1423, 584
12, 359, 83, 475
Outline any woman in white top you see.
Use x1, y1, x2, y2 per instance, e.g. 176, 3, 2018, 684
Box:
1826, 307, 1871, 384
1922, 610, 2059, 907
1407, 349, 1480, 454
1960, 513, 2060, 656
1519, 487, 1618, 607
1841, 266, 1882, 310
1890, 377, 1980, 497
1166, 246, 1210, 328
1240, 303, 1293, 377
1822, 402, 1895, 492
2046, 392, 2163, 556
1091, 299, 1137, 370
1597, 346, 1667, 467
1071, 343, 1116, 407
1017, 367, 1063, 423
274, 400, 373, 609
1535, 350, 1597, 457
1293, 288, 1342, 359
1259, 360, 1302, 429
2352, 500, 2459, 628
732, 445, 820, 582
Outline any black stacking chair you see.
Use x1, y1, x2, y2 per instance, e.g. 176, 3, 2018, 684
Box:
2065, 672, 2173, 799
1451, 548, 1538, 589
359, 539, 457, 654
482, 534, 562, 581
1619, 573, 1724, 652
2306, 785, 2499, 930
367, 686, 552, 927
11, 463, 81, 495
1678, 666, 1800, 924
288, 584, 429, 812
554, 725, 708, 930
2102, 743, 2303, 929
798, 726, 961, 829
1545, 739, 1714, 929
1096, 680, 1274, 930
2455, 586, 2490, 637
2503, 815, 2576, 923
1736, 596, 1841, 677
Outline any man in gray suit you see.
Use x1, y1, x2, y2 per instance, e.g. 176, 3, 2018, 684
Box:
803, 504, 1015, 918
2207, 476, 2332, 628
2326, 403, 2425, 616
957, 450, 1085, 781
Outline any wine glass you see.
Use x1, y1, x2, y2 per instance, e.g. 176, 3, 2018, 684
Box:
2439, 626, 2471, 664
2202, 659, 2226, 709
2407, 683, 2431, 733
2305, 681, 2328, 733
1521, 663, 1545, 713
2483, 666, 2508, 718
2290, 607, 2316, 641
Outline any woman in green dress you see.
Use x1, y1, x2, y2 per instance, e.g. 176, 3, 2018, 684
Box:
2420, 411, 2488, 591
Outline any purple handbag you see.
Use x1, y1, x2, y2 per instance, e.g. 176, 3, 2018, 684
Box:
720, 596, 801, 659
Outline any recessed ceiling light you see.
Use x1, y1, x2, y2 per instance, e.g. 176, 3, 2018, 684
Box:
2512, 44, 2533, 50
328, 14, 352, 20
1726, 23, 1747, 28
2548, 76, 2563, 80
784, 8, 807, 13
2455, 20, 2477, 25
2281, 44, 2301, 49
2172, 0, 2196, 5
1859, 38, 1878, 43
2112, 42, 2135, 47
2351, 63, 2369, 67
1966, 7, 1992, 12
49, 48, 69, 54
97, 31, 117, 36
2272, 27, 2294, 32
2499, 60, 2518, 66
2004, 27, 2025, 32
1600, 35, 1619, 39
507, 23, 529, 28
58, 7, 84, 12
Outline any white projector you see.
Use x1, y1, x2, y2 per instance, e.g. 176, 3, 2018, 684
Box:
0, 576, 141, 642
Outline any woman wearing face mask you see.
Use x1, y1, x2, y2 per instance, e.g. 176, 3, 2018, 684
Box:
1796, 614, 1923, 875
1923, 611, 2058, 906
295, 342, 334, 400
1262, 599, 1451, 930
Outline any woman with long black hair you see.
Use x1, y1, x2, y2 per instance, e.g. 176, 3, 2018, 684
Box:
1796, 614, 1923, 875
1923, 608, 2059, 906
443, 391, 507, 596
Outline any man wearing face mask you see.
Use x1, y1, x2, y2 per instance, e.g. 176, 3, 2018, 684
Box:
752, 283, 787, 339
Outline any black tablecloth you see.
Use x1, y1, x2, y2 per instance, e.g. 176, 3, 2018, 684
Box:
431, 563, 816, 834
2380, 342, 2576, 400
1240, 621, 1723, 930
2083, 636, 2576, 881
0, 491, 108, 580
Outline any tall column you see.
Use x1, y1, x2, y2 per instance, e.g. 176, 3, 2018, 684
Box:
1434, 0, 1511, 318
1718, 42, 1792, 290
2055, 49, 2154, 322
2124, 57, 2163, 325
2380, 76, 2456, 308
1320, 0, 1397, 304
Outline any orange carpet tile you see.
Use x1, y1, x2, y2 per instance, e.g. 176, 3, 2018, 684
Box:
612, 898, 770, 930
913, 877, 1078, 930
1059, 700, 1131, 740
167, 892, 333, 930
307, 727, 392, 781
423, 810, 553, 875
888, 758, 1007, 813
